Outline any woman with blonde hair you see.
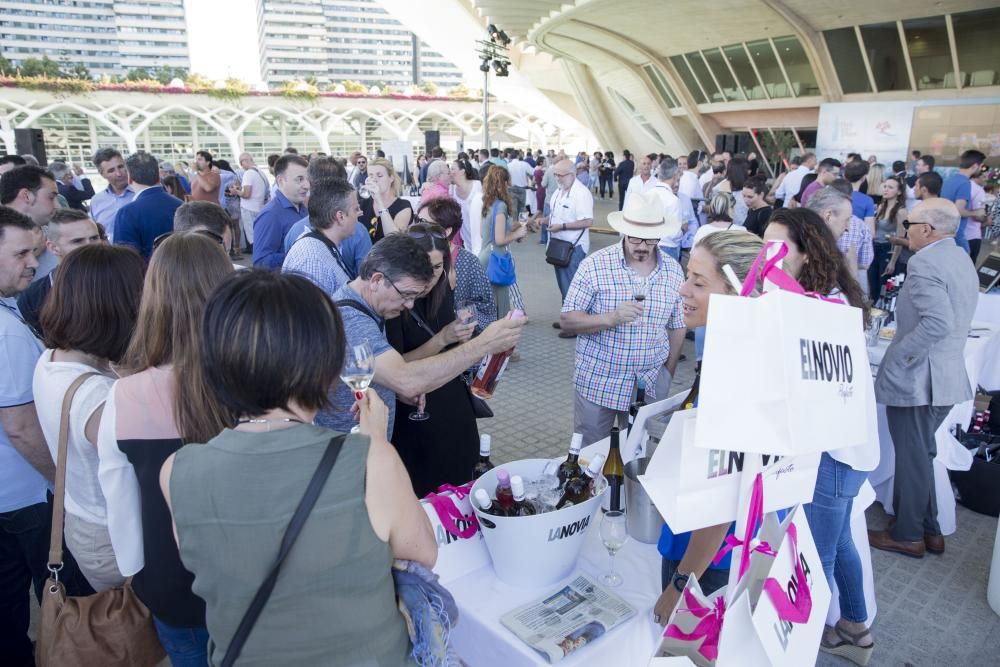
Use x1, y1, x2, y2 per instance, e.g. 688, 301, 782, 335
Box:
866, 164, 885, 207
654, 231, 764, 622
480, 165, 527, 317
97, 233, 233, 664
360, 156, 412, 241
692, 192, 747, 246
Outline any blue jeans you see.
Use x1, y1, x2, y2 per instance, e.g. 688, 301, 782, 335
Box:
660, 245, 680, 261
154, 616, 210, 667
554, 245, 586, 302
803, 453, 868, 623
694, 326, 706, 361
539, 203, 551, 244
955, 218, 970, 253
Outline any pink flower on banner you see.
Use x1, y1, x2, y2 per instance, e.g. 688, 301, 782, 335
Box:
663, 589, 727, 661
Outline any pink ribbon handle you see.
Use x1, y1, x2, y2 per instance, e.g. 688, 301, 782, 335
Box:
435, 482, 474, 500
663, 589, 727, 661
762, 523, 813, 624
423, 488, 479, 539
712, 472, 773, 580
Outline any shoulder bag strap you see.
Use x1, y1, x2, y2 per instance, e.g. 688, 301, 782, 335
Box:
335, 299, 384, 333
48, 372, 101, 572
222, 433, 347, 667
303, 230, 355, 280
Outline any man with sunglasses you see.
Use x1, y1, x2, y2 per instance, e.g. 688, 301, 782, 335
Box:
546, 159, 594, 334
870, 198, 979, 558
319, 234, 524, 438
559, 190, 686, 445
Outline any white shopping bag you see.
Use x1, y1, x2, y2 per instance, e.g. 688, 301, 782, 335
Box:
750, 506, 831, 667
696, 289, 868, 456
653, 572, 769, 667
639, 408, 819, 533
420, 483, 490, 583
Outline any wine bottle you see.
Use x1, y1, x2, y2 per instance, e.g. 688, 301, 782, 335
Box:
494, 468, 515, 513
470, 309, 526, 399
682, 362, 701, 410
556, 433, 584, 486
474, 488, 507, 516
602, 427, 625, 513
472, 434, 494, 480
627, 376, 646, 435
556, 454, 605, 509
509, 475, 536, 516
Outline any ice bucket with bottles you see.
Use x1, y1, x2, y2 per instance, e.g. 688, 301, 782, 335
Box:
470, 458, 607, 588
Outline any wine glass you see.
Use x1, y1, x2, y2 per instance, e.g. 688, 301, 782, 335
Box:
409, 393, 430, 422
632, 274, 647, 325
599, 510, 627, 587
341, 339, 375, 401
454, 299, 476, 326
359, 176, 374, 200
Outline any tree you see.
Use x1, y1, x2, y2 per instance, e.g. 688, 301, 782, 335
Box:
448, 83, 471, 98
155, 66, 188, 84
0, 56, 13, 76
126, 67, 152, 81
19, 57, 64, 78
341, 80, 366, 93
419, 81, 438, 95
68, 63, 91, 80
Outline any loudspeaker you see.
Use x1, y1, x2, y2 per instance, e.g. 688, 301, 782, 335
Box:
14, 128, 47, 166
424, 130, 440, 155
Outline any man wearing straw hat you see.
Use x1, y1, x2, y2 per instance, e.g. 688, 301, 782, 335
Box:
559, 190, 687, 445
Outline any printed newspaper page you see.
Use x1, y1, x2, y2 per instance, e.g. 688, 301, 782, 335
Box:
499, 574, 637, 663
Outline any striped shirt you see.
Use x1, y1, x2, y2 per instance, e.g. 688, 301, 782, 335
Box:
562, 244, 686, 411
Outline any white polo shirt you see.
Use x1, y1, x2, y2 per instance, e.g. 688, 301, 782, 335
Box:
548, 179, 594, 253
650, 182, 684, 248
678, 169, 702, 201
623, 173, 658, 208
776, 165, 811, 203
508, 159, 533, 188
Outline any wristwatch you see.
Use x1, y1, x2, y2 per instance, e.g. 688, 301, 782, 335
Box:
378, 208, 389, 216
670, 571, 690, 592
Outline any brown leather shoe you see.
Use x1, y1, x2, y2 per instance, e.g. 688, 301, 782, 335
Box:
868, 530, 925, 558
558, 331, 577, 339
924, 534, 945, 555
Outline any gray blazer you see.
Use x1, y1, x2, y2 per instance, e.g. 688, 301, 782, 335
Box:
875, 239, 979, 407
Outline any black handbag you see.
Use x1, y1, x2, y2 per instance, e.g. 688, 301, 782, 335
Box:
545, 229, 586, 267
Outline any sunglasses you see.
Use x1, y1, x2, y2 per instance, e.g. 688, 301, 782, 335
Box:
901, 220, 934, 231
408, 222, 448, 240
152, 229, 225, 250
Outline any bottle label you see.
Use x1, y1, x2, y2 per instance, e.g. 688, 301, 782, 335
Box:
493, 356, 511, 384
475, 355, 492, 380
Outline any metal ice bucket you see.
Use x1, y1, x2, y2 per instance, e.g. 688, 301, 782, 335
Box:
624, 457, 665, 543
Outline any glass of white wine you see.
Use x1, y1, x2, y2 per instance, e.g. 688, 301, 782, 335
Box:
599, 510, 627, 587
341, 338, 375, 401
454, 299, 476, 326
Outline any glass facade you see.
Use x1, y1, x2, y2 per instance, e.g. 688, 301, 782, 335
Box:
642, 64, 681, 109
824, 11, 1000, 94
702, 48, 742, 102
823, 27, 872, 93
860, 23, 909, 91
608, 88, 665, 144
670, 55, 707, 104
772, 36, 819, 96
723, 44, 760, 100
952, 7, 1000, 88
686, 53, 723, 103
746, 39, 787, 98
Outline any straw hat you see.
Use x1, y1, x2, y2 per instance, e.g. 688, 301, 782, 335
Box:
607, 189, 682, 240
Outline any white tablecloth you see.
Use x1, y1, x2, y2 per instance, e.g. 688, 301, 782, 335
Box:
868, 321, 1000, 534
449, 524, 663, 666
975, 290, 1000, 329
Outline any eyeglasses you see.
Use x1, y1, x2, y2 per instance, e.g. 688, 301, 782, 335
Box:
902, 220, 934, 231
554, 171, 574, 178
408, 222, 447, 239
383, 275, 424, 302
152, 229, 225, 250
625, 237, 659, 247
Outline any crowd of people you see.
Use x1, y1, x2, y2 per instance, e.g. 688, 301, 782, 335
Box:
0, 135, 992, 666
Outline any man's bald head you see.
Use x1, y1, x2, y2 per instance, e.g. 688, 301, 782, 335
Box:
906, 198, 960, 251
554, 159, 576, 191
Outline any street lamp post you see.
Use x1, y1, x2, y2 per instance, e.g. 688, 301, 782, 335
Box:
476, 24, 511, 151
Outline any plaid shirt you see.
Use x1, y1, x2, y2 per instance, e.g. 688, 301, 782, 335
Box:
837, 216, 874, 270
562, 244, 686, 411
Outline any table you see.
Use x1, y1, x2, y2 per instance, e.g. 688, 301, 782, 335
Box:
449, 524, 663, 666
976, 290, 1000, 329
868, 321, 1000, 534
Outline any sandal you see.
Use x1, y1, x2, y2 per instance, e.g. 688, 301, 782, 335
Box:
820, 622, 873, 666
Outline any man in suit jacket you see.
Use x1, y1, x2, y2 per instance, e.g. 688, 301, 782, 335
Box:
870, 198, 979, 557
113, 151, 182, 260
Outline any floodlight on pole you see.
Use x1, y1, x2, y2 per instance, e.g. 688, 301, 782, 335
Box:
475, 29, 511, 149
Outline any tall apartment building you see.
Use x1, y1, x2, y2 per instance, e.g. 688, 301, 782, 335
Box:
0, 0, 190, 79
258, 0, 464, 90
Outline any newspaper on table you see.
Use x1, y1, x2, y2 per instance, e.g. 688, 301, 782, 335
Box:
499, 574, 636, 663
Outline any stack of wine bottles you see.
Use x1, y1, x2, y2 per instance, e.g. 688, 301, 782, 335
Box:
472, 428, 632, 517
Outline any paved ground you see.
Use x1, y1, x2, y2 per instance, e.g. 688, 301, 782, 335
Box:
487, 196, 1000, 667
